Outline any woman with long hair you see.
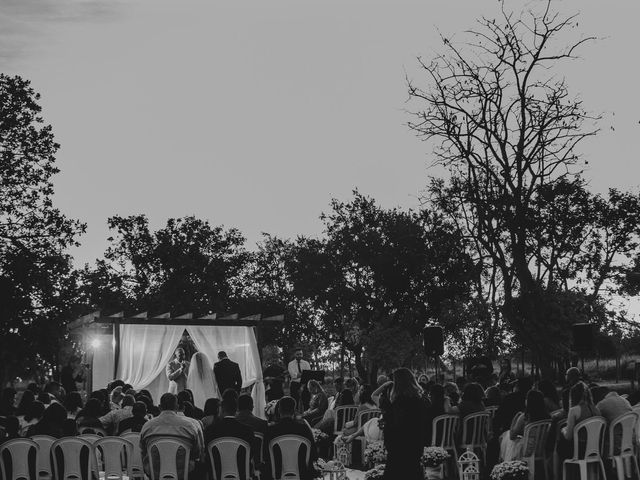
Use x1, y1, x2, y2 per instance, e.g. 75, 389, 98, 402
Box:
186, 351, 220, 409
382, 368, 428, 480
302, 379, 328, 426
500, 389, 550, 461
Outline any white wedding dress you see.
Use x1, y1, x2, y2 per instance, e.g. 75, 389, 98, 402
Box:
186, 352, 220, 409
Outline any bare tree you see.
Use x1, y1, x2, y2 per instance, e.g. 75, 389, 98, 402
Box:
408, 1, 605, 371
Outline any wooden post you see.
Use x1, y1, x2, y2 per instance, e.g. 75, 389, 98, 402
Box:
113, 319, 120, 380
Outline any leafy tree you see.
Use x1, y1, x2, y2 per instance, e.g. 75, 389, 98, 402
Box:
79, 215, 249, 314
0, 74, 85, 385
284, 191, 474, 382
408, 2, 640, 373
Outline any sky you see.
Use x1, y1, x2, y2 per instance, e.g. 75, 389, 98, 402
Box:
1, 0, 639, 267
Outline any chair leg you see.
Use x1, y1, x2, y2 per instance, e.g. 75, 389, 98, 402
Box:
579, 461, 588, 480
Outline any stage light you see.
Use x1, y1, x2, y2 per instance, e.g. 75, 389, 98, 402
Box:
91, 339, 101, 349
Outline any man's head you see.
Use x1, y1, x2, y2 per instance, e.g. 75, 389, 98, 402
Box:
175, 348, 185, 361
132, 401, 147, 418
515, 376, 533, 393
277, 396, 296, 418
111, 386, 124, 404
566, 367, 581, 386
218, 351, 228, 360
294, 348, 303, 361
376, 375, 388, 387
221, 395, 238, 417
122, 394, 135, 408
160, 393, 178, 411
334, 377, 344, 392
238, 394, 254, 412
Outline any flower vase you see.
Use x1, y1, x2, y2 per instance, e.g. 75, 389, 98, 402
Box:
423, 464, 444, 480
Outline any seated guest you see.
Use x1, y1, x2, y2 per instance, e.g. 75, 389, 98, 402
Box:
595, 386, 631, 424
18, 400, 45, 436
135, 393, 158, 418
64, 391, 83, 419
444, 382, 461, 406
201, 398, 220, 430
264, 396, 317, 480
109, 386, 124, 410
562, 367, 582, 413
451, 382, 486, 417
179, 390, 204, 419
26, 402, 74, 438
118, 401, 148, 434
342, 385, 376, 436
328, 378, 344, 410
557, 381, 600, 462
485, 386, 502, 407
76, 398, 104, 431
140, 393, 204, 478
302, 380, 328, 426
37, 392, 52, 405
43, 382, 65, 404
315, 389, 354, 435
344, 378, 360, 402
100, 394, 135, 434
0, 388, 17, 416
493, 377, 533, 436
236, 394, 268, 436
537, 379, 561, 413
0, 415, 19, 440
15, 390, 35, 418
417, 374, 430, 394
499, 389, 550, 461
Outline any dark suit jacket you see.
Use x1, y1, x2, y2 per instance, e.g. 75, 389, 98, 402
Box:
214, 358, 243, 394
264, 418, 317, 480
204, 416, 256, 475
236, 410, 268, 436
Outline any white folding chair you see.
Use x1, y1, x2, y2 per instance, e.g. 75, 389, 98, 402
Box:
268, 434, 312, 480
120, 432, 145, 480
458, 412, 490, 465
606, 412, 640, 480
51, 437, 93, 480
207, 437, 252, 480
520, 419, 552, 480
30, 434, 55, 480
254, 432, 265, 479
93, 436, 134, 480
146, 436, 192, 480
432, 414, 460, 478
0, 437, 39, 480
332, 406, 358, 435
562, 416, 607, 480
356, 409, 381, 430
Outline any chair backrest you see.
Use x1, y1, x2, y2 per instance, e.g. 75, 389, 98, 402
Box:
146, 436, 192, 480
432, 414, 459, 449
268, 435, 311, 480
120, 432, 144, 478
30, 435, 56, 480
78, 425, 108, 437
78, 434, 101, 444
0, 438, 39, 480
572, 416, 606, 460
521, 420, 552, 458
608, 411, 638, 457
356, 409, 381, 429
485, 406, 498, 420
51, 437, 93, 480
333, 406, 358, 434
254, 432, 264, 465
93, 437, 134, 480
207, 437, 251, 480
461, 412, 490, 446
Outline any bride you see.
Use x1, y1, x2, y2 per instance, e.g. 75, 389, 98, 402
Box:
186, 351, 220, 409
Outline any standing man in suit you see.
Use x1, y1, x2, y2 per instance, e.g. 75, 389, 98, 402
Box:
214, 351, 243, 394
287, 348, 310, 412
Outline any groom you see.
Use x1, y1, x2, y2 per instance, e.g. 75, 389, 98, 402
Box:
214, 351, 242, 394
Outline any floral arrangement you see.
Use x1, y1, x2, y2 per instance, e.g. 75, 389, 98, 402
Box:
311, 428, 329, 443
490, 461, 529, 480
315, 459, 345, 471
364, 464, 385, 480
420, 446, 450, 468
364, 441, 387, 466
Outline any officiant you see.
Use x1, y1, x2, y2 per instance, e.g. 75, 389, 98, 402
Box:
166, 347, 190, 394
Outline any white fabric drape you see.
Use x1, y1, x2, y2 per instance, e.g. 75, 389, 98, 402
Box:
118, 324, 184, 400
186, 326, 266, 418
